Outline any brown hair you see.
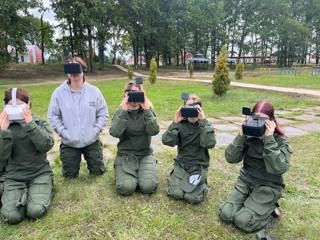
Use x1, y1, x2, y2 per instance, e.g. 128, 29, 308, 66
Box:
4, 88, 31, 105
252, 100, 285, 136
66, 56, 87, 82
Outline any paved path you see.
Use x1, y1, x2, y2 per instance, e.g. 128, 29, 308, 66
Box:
114, 65, 320, 98
47, 106, 320, 161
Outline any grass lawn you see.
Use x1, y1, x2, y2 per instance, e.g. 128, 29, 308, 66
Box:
0, 132, 319, 239
235, 73, 320, 90
0, 79, 319, 239
0, 79, 318, 120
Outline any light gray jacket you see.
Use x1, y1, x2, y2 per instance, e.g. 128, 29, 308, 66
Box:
48, 80, 108, 148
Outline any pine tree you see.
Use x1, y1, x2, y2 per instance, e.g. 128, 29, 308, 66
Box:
128, 65, 133, 80
235, 63, 244, 80
213, 47, 230, 96
149, 57, 157, 85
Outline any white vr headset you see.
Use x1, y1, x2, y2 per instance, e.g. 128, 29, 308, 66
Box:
4, 88, 29, 121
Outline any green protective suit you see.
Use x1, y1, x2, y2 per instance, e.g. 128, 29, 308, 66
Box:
219, 134, 292, 233
109, 108, 160, 195
162, 119, 216, 203
60, 140, 105, 178
0, 116, 54, 224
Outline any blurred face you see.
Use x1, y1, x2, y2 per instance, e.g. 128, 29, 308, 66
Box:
67, 73, 83, 83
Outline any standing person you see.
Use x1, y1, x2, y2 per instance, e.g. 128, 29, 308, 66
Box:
219, 101, 293, 233
48, 57, 108, 178
109, 78, 160, 195
162, 95, 216, 204
0, 88, 54, 224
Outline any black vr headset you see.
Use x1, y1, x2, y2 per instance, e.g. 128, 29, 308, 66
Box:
242, 107, 268, 137
127, 77, 145, 103
64, 63, 83, 74
128, 91, 145, 103
180, 92, 200, 118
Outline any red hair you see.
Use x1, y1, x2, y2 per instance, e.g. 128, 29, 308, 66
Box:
252, 101, 285, 136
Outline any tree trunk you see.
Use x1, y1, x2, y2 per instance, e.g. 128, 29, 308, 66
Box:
40, 14, 45, 64
68, 22, 74, 57
87, 27, 94, 73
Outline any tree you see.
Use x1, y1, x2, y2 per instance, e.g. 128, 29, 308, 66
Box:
148, 57, 157, 84
213, 47, 229, 96
235, 62, 244, 80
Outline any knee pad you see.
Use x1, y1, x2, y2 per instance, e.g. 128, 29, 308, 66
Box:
27, 204, 47, 219
234, 208, 255, 233
139, 178, 158, 194
116, 179, 137, 196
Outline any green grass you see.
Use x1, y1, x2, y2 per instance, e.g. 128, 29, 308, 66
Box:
0, 79, 319, 239
236, 73, 320, 90
0, 132, 319, 240
0, 79, 318, 121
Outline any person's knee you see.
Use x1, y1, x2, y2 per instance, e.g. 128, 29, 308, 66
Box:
62, 167, 79, 178
234, 208, 255, 233
27, 203, 47, 219
219, 202, 238, 223
139, 178, 158, 194
1, 208, 25, 225
89, 165, 106, 176
166, 184, 184, 200
116, 179, 137, 196
184, 192, 204, 204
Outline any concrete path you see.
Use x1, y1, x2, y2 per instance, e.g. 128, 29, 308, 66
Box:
47, 105, 320, 161
114, 65, 320, 98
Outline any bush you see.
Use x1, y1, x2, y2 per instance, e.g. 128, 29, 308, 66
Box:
235, 63, 245, 80
213, 47, 230, 96
128, 65, 133, 80
148, 57, 157, 85
189, 63, 194, 78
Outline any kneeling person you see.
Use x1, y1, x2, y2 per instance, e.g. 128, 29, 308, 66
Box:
0, 88, 54, 224
162, 94, 216, 204
110, 78, 160, 195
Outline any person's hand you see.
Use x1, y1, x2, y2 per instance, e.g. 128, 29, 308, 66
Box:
0, 111, 10, 130
121, 93, 129, 111
197, 106, 205, 120
140, 96, 151, 110
23, 108, 33, 124
239, 119, 246, 136
265, 119, 276, 136
174, 108, 183, 123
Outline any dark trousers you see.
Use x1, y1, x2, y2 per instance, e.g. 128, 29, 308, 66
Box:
60, 140, 106, 178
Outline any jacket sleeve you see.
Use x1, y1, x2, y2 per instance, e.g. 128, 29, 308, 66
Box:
94, 90, 109, 135
0, 130, 13, 172
162, 122, 180, 147
24, 119, 54, 153
109, 108, 128, 138
144, 109, 160, 136
199, 119, 216, 149
47, 91, 65, 136
262, 135, 292, 175
225, 134, 247, 164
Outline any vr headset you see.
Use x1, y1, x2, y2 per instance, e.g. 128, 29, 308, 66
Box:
64, 63, 83, 74
242, 107, 267, 137
4, 88, 29, 121
180, 92, 200, 118
128, 91, 145, 103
